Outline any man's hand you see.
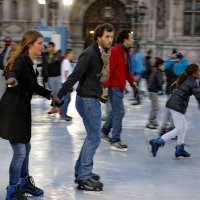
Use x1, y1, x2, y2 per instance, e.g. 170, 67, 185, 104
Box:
99, 87, 108, 104
50, 93, 63, 107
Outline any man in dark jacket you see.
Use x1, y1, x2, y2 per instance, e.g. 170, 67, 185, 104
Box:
42, 42, 62, 114
57, 23, 114, 191
146, 57, 164, 129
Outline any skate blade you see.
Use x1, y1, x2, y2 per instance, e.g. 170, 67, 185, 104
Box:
81, 190, 103, 194
174, 156, 191, 160
144, 128, 158, 132
77, 186, 103, 194
145, 139, 153, 157
110, 146, 128, 152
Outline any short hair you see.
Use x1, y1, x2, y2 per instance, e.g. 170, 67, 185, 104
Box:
48, 41, 55, 47
116, 29, 131, 44
93, 23, 114, 41
154, 57, 164, 68
64, 48, 73, 56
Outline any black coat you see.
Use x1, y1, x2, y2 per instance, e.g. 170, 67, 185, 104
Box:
58, 41, 103, 99
147, 68, 164, 93
0, 55, 51, 143
166, 77, 200, 114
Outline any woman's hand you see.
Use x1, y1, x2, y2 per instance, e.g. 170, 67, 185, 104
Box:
50, 93, 62, 103
6, 77, 18, 87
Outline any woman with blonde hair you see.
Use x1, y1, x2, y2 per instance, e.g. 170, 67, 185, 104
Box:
0, 30, 58, 200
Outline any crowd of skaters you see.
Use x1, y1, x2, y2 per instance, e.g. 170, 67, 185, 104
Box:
0, 22, 200, 200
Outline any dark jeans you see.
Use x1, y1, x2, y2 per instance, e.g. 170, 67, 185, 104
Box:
75, 95, 101, 180
9, 142, 31, 185
102, 87, 125, 143
61, 92, 71, 116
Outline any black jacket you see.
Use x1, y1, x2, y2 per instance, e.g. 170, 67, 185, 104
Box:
58, 41, 103, 99
166, 77, 200, 114
147, 67, 164, 93
42, 51, 62, 77
0, 55, 51, 143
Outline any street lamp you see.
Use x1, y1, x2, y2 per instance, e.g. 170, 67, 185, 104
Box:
63, 0, 73, 5
38, 0, 46, 4
125, 0, 147, 43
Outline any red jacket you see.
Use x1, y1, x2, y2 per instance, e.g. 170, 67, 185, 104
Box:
105, 44, 134, 90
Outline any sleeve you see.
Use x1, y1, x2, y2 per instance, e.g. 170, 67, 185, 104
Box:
5, 58, 24, 80
156, 71, 164, 91
34, 83, 52, 99
192, 81, 200, 102
127, 72, 135, 85
57, 52, 91, 99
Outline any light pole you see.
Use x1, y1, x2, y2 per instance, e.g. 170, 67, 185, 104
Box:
125, 0, 147, 43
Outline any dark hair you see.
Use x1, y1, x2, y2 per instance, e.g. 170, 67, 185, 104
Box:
48, 42, 55, 47
93, 23, 114, 41
64, 48, 73, 57
116, 29, 131, 44
176, 64, 199, 85
154, 57, 164, 68
65, 48, 73, 54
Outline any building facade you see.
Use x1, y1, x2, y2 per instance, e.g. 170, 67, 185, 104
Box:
0, 0, 200, 63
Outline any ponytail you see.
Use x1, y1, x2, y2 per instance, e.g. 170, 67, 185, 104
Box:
176, 71, 189, 85
176, 64, 199, 85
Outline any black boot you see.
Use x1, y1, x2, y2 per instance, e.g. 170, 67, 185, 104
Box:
74, 173, 100, 184
6, 184, 27, 200
77, 178, 103, 191
20, 175, 44, 196
175, 144, 191, 158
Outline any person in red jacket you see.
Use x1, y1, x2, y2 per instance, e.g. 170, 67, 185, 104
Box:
101, 29, 136, 151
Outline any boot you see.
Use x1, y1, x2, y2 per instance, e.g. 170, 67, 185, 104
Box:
6, 184, 27, 200
149, 138, 165, 157
20, 175, 44, 196
175, 144, 191, 158
77, 178, 103, 191
74, 173, 100, 184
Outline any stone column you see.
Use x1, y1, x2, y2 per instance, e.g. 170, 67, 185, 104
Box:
147, 0, 156, 41
3, 0, 11, 20
165, 0, 174, 41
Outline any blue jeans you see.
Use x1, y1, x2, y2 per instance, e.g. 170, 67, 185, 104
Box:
75, 95, 101, 180
102, 87, 125, 143
61, 92, 71, 116
9, 142, 31, 185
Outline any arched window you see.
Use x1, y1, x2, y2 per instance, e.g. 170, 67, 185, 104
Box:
184, 0, 200, 35
0, 0, 3, 20
11, 0, 18, 20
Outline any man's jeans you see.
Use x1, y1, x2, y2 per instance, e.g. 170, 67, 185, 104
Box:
102, 87, 125, 143
9, 142, 31, 185
61, 92, 71, 116
75, 95, 101, 180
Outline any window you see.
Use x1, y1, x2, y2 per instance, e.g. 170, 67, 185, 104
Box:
184, 0, 200, 35
11, 0, 18, 19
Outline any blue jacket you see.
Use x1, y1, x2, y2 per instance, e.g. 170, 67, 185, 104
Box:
131, 50, 146, 75
164, 58, 188, 94
164, 58, 188, 75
